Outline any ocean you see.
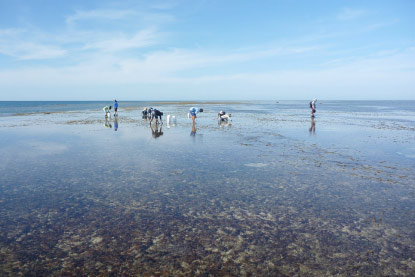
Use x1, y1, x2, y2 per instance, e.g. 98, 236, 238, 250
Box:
0, 100, 414, 275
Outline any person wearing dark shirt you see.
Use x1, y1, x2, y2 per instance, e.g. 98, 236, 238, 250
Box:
310, 99, 317, 117
150, 109, 163, 125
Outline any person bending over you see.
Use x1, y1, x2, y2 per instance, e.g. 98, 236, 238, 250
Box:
310, 99, 317, 117
218, 110, 231, 122
103, 106, 112, 117
150, 109, 163, 125
189, 107, 203, 123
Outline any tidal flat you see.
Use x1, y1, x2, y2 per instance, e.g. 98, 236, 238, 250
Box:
0, 101, 414, 276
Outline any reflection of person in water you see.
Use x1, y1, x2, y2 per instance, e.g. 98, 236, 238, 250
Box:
218, 119, 231, 128
151, 124, 163, 138
309, 117, 316, 135
104, 117, 112, 128
114, 116, 118, 131
190, 120, 196, 136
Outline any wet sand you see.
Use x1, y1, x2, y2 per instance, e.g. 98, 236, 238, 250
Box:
0, 102, 414, 276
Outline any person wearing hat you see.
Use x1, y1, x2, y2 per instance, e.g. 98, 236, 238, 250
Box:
189, 107, 203, 123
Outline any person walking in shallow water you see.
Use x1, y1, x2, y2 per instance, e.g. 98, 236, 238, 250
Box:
310, 98, 317, 117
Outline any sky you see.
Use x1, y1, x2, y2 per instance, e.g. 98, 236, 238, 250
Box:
0, 0, 414, 100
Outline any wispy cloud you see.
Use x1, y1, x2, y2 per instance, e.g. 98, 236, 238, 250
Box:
65, 8, 175, 26
132, 45, 321, 73
66, 9, 137, 24
82, 29, 161, 52
337, 8, 366, 21
4, 43, 66, 60
150, 2, 178, 10
0, 46, 413, 100
0, 28, 66, 60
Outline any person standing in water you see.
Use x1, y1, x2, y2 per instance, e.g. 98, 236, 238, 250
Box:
310, 98, 317, 117
114, 100, 118, 116
189, 107, 203, 123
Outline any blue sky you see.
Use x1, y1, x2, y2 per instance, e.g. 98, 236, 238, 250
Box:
0, 0, 414, 100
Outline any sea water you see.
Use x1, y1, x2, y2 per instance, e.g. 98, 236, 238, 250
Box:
0, 101, 414, 275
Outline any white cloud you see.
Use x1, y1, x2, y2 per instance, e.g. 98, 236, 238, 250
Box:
82, 29, 160, 52
0, 28, 66, 60
65, 8, 175, 26
337, 8, 366, 21
129, 45, 320, 73
0, 46, 413, 91
5, 43, 66, 60
66, 9, 137, 24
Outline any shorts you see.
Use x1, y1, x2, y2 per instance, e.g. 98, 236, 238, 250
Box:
190, 111, 196, 117
115, 107, 118, 112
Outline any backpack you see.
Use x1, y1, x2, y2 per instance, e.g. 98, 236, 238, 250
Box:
309, 102, 312, 108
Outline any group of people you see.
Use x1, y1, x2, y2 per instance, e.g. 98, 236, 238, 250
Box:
142, 107, 164, 124
103, 100, 118, 118
102, 99, 318, 133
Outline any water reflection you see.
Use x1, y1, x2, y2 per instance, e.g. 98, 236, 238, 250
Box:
2, 102, 415, 276
166, 115, 177, 129
104, 117, 112, 128
218, 119, 232, 128
151, 124, 163, 138
190, 121, 196, 136
114, 117, 118, 131
309, 117, 316, 135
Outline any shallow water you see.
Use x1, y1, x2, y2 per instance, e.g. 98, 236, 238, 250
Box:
0, 101, 414, 276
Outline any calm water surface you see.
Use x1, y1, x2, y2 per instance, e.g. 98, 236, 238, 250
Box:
0, 101, 414, 276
